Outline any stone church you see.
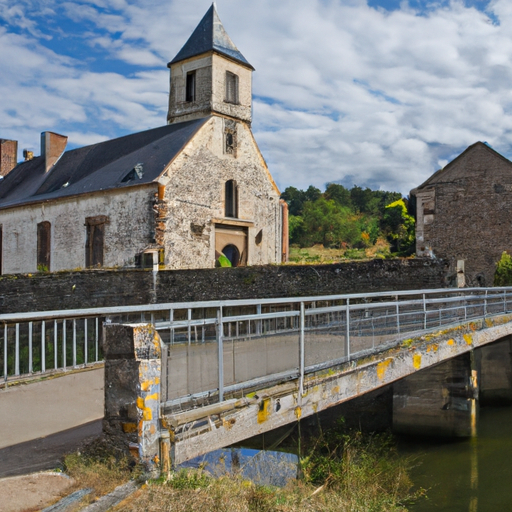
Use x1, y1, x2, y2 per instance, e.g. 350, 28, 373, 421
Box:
0, 5, 288, 275
411, 141, 512, 287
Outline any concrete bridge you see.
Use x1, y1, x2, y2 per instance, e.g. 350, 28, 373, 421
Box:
3, 287, 512, 473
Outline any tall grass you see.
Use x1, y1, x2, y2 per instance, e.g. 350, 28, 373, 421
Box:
113, 424, 425, 512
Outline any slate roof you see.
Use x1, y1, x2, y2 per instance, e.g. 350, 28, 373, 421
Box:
0, 118, 209, 210
169, 4, 254, 70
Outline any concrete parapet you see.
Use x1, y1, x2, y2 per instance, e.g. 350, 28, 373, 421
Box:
103, 323, 162, 474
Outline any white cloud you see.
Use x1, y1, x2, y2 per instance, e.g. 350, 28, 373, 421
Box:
2, 0, 512, 195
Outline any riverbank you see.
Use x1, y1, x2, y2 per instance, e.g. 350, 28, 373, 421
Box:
51, 425, 424, 512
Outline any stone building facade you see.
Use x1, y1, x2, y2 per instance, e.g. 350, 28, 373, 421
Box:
411, 141, 512, 286
0, 5, 287, 275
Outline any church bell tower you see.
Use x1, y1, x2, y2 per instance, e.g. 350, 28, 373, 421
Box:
167, 3, 254, 125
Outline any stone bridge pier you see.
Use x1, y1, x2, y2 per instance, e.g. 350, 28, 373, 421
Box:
391, 336, 512, 438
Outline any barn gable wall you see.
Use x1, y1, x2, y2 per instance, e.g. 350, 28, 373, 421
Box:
414, 143, 512, 286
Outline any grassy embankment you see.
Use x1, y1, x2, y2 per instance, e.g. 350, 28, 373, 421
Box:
288, 239, 392, 265
62, 425, 425, 512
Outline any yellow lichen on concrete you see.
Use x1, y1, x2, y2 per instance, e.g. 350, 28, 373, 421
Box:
447, 339, 455, 346
413, 354, 422, 369
426, 344, 439, 352
485, 318, 494, 328
137, 397, 153, 421
331, 386, 340, 395
122, 422, 137, 433
294, 406, 302, 419
376, 358, 393, 380
257, 398, 271, 424
463, 333, 473, 345
141, 379, 160, 392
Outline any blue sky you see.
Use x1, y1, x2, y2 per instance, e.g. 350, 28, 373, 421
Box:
1, 0, 511, 194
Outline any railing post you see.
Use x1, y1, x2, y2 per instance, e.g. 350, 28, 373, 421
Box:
217, 308, 224, 402
15, 323, 19, 376
41, 321, 46, 373
187, 309, 192, 345
28, 321, 33, 374
345, 298, 350, 361
3, 325, 7, 383
423, 294, 427, 330
299, 302, 305, 397
54, 320, 58, 370
62, 319, 67, 369
484, 290, 488, 317
84, 319, 88, 365
95, 318, 99, 362
256, 304, 262, 335
396, 298, 400, 336
72, 319, 77, 368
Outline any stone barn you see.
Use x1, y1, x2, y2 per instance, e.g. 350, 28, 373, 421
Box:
411, 141, 512, 286
0, 5, 287, 275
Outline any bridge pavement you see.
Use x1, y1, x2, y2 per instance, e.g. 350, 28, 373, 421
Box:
0, 367, 104, 478
0, 366, 104, 449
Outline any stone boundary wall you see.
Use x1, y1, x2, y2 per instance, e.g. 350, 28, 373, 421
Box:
0, 258, 448, 314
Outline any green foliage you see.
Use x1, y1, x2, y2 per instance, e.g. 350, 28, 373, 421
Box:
494, 252, 512, 286
382, 199, 416, 255
281, 183, 409, 253
167, 469, 211, 490
301, 422, 425, 511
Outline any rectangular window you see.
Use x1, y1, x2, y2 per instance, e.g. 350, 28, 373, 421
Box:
186, 71, 196, 102
85, 216, 108, 268
225, 72, 239, 104
37, 221, 51, 271
225, 180, 238, 218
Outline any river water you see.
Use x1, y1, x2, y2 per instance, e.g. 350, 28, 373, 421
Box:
402, 405, 512, 512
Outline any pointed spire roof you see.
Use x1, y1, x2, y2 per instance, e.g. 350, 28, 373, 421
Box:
168, 3, 254, 69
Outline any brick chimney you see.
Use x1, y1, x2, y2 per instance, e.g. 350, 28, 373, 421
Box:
0, 139, 18, 177
41, 131, 68, 173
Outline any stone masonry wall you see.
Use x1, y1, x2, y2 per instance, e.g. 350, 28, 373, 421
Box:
0, 258, 448, 314
415, 143, 512, 287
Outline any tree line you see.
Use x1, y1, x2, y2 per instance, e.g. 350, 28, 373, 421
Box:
281, 183, 415, 255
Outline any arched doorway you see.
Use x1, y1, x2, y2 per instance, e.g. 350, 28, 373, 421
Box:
222, 244, 240, 267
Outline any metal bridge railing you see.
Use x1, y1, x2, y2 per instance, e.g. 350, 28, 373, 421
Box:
1, 287, 512, 395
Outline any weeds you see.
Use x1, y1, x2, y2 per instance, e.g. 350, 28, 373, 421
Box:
114, 425, 425, 512
62, 439, 141, 505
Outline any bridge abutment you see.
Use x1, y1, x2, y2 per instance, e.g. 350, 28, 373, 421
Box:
477, 336, 512, 406
392, 352, 477, 438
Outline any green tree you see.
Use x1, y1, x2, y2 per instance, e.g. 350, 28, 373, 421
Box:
382, 199, 415, 254
324, 183, 352, 208
494, 252, 512, 286
281, 186, 307, 216
302, 198, 361, 248
288, 214, 305, 245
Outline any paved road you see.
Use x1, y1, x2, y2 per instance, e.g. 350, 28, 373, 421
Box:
0, 419, 102, 478
0, 367, 104, 449
0, 367, 104, 477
